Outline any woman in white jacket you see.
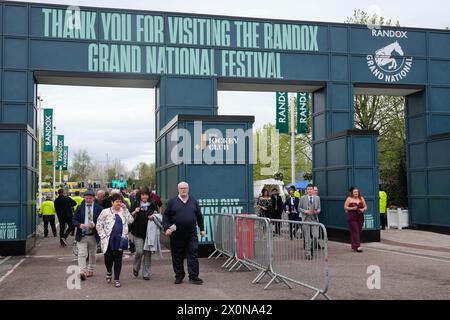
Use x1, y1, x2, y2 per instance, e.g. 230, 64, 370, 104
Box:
96, 193, 134, 287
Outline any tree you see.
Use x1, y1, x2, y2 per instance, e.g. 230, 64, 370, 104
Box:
253, 95, 312, 184
346, 10, 407, 207
132, 162, 156, 189
89, 160, 106, 181
105, 158, 126, 182
346, 9, 400, 28
69, 149, 93, 182
273, 172, 284, 181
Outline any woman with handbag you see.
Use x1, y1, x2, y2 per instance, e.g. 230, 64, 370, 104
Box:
130, 187, 158, 280
96, 193, 134, 287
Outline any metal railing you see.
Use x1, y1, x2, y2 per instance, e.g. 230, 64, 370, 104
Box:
234, 214, 291, 288
269, 219, 330, 300
209, 213, 331, 300
208, 213, 251, 271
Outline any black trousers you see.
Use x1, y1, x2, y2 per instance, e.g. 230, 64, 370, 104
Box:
104, 246, 124, 280
43, 215, 57, 237
288, 214, 300, 240
170, 234, 199, 280
58, 216, 74, 239
380, 213, 387, 229
272, 211, 282, 235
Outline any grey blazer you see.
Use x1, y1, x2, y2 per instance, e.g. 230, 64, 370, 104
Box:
298, 195, 321, 222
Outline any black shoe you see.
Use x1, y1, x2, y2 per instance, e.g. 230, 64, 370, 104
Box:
189, 277, 203, 285
174, 278, 183, 284
60, 238, 67, 246
143, 276, 150, 280
133, 269, 138, 277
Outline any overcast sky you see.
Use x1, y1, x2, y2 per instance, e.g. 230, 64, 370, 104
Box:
20, 0, 449, 170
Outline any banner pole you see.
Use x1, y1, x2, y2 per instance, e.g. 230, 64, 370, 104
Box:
37, 97, 43, 208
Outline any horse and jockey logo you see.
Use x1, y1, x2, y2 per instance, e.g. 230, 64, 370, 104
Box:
375, 41, 405, 72
367, 38, 413, 83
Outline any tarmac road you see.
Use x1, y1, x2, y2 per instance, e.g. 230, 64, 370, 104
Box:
0, 229, 449, 300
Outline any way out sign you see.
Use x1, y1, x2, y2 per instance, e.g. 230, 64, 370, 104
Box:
276, 92, 289, 133
297, 92, 310, 134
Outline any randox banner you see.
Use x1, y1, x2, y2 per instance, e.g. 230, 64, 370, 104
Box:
62, 146, 68, 170
297, 92, 310, 134
56, 135, 64, 167
43, 109, 53, 152
276, 92, 289, 133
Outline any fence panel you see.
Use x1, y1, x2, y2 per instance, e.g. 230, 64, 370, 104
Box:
269, 219, 330, 299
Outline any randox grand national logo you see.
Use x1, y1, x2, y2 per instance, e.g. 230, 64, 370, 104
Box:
366, 30, 413, 83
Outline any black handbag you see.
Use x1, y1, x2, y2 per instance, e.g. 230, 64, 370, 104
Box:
129, 240, 136, 253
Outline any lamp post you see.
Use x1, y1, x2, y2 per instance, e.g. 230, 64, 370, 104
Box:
290, 95, 295, 185
37, 96, 44, 208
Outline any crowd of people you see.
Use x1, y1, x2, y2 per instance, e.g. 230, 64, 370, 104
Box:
255, 184, 369, 254
37, 181, 387, 286
38, 183, 205, 288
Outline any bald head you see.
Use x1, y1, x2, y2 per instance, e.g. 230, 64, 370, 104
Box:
178, 181, 189, 198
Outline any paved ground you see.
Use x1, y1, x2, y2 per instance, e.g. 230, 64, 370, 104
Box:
0, 229, 449, 300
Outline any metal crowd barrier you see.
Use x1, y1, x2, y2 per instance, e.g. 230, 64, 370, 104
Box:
269, 219, 330, 300
208, 213, 250, 271
35, 214, 44, 238
233, 214, 291, 288
209, 213, 331, 300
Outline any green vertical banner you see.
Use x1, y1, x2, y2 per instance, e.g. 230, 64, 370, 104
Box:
56, 135, 64, 167
43, 109, 53, 152
62, 146, 69, 170
297, 92, 310, 134
276, 92, 289, 133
